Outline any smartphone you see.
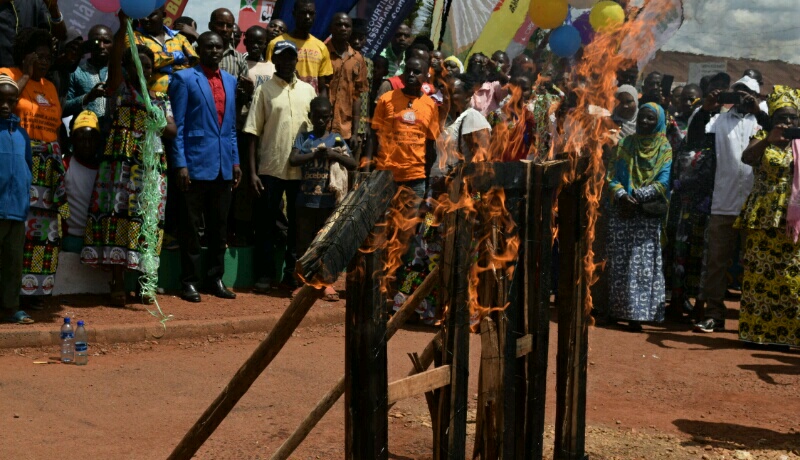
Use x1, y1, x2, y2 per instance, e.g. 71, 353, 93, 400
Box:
661, 74, 674, 100
784, 127, 800, 140
717, 92, 742, 105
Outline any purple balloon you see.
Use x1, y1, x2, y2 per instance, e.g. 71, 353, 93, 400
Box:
573, 12, 594, 45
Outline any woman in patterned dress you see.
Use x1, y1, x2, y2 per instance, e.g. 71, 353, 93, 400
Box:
0, 28, 67, 304
81, 45, 176, 306
736, 86, 800, 347
606, 102, 673, 332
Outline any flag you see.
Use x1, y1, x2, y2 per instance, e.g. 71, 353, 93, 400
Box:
469, 0, 532, 59
237, 0, 278, 51
272, 0, 358, 40
438, 0, 497, 60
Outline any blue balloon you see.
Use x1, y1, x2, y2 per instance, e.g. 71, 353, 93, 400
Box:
120, 0, 159, 19
549, 25, 582, 58
155, 0, 166, 7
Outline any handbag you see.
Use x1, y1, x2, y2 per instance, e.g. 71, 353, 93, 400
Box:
640, 195, 669, 217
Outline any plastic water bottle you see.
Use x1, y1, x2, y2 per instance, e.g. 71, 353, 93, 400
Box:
60, 317, 74, 363
74, 321, 88, 366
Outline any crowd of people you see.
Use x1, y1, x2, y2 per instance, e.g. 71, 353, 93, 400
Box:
0, 0, 797, 350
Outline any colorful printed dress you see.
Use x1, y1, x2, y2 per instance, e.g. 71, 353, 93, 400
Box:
735, 131, 800, 346
606, 103, 673, 322
0, 67, 68, 297
81, 83, 170, 271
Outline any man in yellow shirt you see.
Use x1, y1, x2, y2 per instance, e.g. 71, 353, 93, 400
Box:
265, 0, 332, 97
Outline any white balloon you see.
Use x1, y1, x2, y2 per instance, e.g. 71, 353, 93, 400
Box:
570, 0, 598, 8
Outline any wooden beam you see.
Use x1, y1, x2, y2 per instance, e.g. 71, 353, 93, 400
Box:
296, 170, 397, 285
270, 266, 440, 460
525, 163, 555, 460
554, 181, 589, 460
515, 334, 533, 358
345, 246, 388, 460
388, 365, 452, 404
167, 285, 323, 460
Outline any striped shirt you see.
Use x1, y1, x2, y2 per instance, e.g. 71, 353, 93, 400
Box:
220, 46, 248, 81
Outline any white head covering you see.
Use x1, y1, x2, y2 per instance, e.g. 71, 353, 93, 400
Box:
732, 75, 760, 94
612, 84, 639, 137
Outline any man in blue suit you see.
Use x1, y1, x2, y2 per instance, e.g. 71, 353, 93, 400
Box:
169, 32, 242, 303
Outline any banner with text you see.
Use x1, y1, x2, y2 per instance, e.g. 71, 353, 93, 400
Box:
362, 0, 417, 58
271, 0, 357, 41
469, 0, 531, 59
238, 0, 277, 52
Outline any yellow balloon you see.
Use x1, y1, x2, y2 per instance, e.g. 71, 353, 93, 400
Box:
529, 0, 569, 30
589, 1, 625, 32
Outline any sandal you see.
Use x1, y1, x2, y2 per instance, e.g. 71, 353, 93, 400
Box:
3, 310, 35, 324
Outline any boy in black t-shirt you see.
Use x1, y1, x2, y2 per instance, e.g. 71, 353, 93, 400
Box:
289, 96, 356, 300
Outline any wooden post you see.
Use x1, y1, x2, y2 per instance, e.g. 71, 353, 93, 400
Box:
345, 244, 388, 460
554, 181, 589, 460
525, 163, 558, 459
435, 171, 472, 460
167, 286, 323, 460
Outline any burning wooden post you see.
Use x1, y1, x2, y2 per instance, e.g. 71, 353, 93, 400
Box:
554, 178, 590, 460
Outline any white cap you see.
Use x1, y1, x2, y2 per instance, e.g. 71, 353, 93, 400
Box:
732, 75, 760, 94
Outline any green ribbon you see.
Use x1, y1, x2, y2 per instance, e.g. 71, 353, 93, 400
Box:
125, 19, 173, 329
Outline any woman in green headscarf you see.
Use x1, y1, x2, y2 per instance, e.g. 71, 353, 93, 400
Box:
606, 102, 673, 332
736, 85, 800, 347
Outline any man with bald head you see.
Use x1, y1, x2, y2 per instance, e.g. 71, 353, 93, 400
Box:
65, 24, 113, 118
209, 8, 248, 80
265, 0, 332, 96
327, 12, 368, 150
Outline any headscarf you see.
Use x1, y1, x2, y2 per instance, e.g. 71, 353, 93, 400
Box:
444, 56, 464, 73
767, 85, 800, 116
608, 102, 672, 199
612, 84, 639, 137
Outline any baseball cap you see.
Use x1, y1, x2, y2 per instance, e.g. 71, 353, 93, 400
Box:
732, 75, 760, 95
273, 40, 298, 56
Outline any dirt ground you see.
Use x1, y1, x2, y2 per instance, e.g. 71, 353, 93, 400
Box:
0, 294, 798, 460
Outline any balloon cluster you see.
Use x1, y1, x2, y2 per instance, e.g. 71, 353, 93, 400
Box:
90, 0, 167, 18
528, 0, 625, 58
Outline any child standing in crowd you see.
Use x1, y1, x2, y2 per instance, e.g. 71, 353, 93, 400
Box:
0, 76, 34, 324
63, 111, 101, 247
289, 97, 356, 301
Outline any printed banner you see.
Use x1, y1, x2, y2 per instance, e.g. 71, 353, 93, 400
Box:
65, 0, 191, 35
272, 0, 358, 41
505, 16, 537, 58
469, 0, 531, 59
362, 0, 417, 58
238, 0, 277, 52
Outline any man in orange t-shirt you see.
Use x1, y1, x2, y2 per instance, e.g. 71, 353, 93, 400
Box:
370, 56, 439, 199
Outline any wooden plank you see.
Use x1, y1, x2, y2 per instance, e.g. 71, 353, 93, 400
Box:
435, 166, 473, 460
167, 285, 323, 460
474, 317, 502, 460
409, 353, 439, 434
345, 247, 388, 460
525, 163, 555, 460
388, 365, 452, 404
554, 181, 589, 460
515, 334, 533, 358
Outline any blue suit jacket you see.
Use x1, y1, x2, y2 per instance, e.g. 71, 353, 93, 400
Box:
168, 65, 239, 181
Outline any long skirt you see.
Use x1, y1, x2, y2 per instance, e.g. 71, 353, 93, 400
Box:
81, 144, 166, 271
672, 202, 710, 300
607, 210, 666, 322
20, 141, 67, 297
739, 228, 800, 346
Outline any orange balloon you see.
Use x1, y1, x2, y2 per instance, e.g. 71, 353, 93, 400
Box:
529, 0, 569, 30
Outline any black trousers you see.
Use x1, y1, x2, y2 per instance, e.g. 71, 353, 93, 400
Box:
178, 178, 233, 286
253, 175, 300, 282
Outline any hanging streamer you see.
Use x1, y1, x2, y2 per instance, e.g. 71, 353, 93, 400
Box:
124, 19, 173, 329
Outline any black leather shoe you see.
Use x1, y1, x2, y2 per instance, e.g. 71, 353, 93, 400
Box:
181, 284, 202, 303
207, 278, 236, 299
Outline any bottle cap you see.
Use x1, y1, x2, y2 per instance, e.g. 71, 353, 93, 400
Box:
77, 320, 84, 326
64, 317, 71, 323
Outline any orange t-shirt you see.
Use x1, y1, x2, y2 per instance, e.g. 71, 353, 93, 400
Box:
371, 90, 439, 182
0, 67, 61, 142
